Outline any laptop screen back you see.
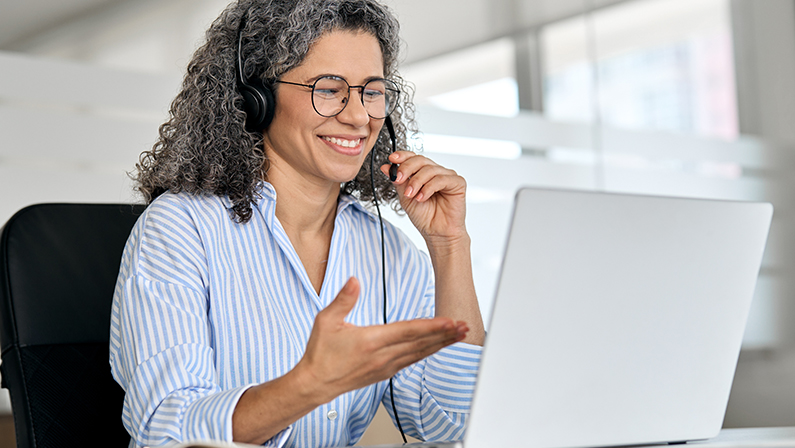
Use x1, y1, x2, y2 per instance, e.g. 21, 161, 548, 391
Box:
465, 188, 773, 448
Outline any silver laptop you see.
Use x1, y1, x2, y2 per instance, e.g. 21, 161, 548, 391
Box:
381, 187, 772, 448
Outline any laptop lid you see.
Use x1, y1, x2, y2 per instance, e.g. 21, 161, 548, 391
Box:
465, 187, 773, 448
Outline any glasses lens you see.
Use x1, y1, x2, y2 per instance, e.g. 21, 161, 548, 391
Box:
312, 77, 349, 117
362, 79, 399, 119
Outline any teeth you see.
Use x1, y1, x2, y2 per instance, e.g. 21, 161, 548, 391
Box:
323, 136, 361, 148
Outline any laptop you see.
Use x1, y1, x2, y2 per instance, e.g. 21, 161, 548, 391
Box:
385, 187, 773, 448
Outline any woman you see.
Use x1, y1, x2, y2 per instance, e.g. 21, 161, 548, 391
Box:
109, 0, 485, 446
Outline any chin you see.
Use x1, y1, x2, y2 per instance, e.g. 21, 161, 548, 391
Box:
329, 162, 367, 184
335, 171, 364, 184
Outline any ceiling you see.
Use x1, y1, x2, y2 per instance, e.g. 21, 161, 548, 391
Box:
0, 0, 127, 48
0, 0, 632, 63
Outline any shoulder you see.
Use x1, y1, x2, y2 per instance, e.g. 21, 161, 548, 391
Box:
120, 192, 225, 286
126, 192, 234, 257
144, 191, 231, 224
132, 191, 239, 239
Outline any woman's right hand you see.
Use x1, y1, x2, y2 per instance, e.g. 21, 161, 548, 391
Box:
233, 277, 467, 444
294, 277, 469, 403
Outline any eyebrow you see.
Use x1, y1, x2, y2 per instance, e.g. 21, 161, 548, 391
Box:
306, 73, 387, 84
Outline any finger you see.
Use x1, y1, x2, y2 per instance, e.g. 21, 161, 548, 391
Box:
382, 329, 468, 371
402, 165, 460, 200
387, 150, 418, 165
380, 163, 396, 181
382, 151, 421, 184
392, 324, 468, 354
375, 317, 464, 347
386, 154, 441, 185
360, 320, 469, 381
413, 174, 465, 202
380, 162, 412, 184
361, 322, 467, 378
320, 277, 360, 322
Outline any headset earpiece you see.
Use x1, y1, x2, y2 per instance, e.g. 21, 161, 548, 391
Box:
240, 75, 275, 131
237, 18, 275, 132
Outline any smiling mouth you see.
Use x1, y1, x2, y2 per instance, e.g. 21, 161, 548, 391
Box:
322, 136, 362, 148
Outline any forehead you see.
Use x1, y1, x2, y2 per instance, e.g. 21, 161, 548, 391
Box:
291, 30, 385, 81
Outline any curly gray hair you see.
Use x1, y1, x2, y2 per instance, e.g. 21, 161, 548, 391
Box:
135, 0, 416, 222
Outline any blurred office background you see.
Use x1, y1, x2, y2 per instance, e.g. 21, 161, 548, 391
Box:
1, 0, 794, 445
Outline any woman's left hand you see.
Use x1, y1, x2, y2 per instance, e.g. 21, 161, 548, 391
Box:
382, 151, 486, 346
381, 151, 467, 243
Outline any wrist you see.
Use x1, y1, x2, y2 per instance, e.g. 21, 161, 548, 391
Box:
290, 360, 334, 407
425, 232, 471, 259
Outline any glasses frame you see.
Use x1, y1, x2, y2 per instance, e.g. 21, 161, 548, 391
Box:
274, 76, 400, 119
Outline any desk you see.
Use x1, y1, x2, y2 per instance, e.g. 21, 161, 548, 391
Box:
169, 428, 795, 448
684, 427, 795, 447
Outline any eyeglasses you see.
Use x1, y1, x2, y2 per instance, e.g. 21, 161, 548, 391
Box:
274, 75, 399, 119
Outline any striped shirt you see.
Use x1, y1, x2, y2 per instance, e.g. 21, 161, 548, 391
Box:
109, 182, 482, 447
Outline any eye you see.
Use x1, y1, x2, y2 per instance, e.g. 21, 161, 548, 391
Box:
363, 88, 385, 101
314, 87, 342, 99
313, 77, 348, 100
363, 80, 387, 102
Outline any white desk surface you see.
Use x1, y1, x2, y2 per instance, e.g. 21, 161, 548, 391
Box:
170, 427, 795, 448
682, 427, 795, 447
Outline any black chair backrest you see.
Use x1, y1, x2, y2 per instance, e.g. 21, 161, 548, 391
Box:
0, 203, 145, 447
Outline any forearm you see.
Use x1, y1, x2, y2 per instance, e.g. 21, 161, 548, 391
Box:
427, 233, 486, 346
232, 362, 327, 444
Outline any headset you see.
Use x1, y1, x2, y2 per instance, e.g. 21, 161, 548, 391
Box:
369, 113, 406, 443
236, 20, 276, 132
236, 16, 408, 443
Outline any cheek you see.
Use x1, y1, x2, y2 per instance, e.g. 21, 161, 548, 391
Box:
271, 91, 325, 136
270, 114, 323, 149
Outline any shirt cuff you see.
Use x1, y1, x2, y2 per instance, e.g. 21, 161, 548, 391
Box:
262, 426, 293, 447
424, 342, 482, 412
182, 383, 294, 447
181, 384, 254, 442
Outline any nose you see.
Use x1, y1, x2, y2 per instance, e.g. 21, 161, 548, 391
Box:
336, 87, 370, 128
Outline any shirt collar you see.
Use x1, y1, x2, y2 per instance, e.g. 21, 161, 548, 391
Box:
258, 181, 277, 203
254, 181, 377, 222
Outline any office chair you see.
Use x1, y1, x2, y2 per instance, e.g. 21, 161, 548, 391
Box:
0, 203, 145, 448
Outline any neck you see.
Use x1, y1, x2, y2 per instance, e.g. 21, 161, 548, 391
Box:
267, 162, 340, 237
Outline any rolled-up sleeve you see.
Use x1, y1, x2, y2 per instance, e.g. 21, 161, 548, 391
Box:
109, 199, 290, 447
114, 274, 251, 446
384, 342, 482, 442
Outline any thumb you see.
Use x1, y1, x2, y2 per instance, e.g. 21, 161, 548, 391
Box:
323, 277, 360, 322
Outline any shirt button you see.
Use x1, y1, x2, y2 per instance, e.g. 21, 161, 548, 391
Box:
327, 410, 338, 421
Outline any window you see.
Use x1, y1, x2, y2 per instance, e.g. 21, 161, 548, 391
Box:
542, 0, 737, 139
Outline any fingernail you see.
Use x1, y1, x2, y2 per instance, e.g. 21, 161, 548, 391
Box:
395, 171, 403, 182
415, 192, 423, 201
405, 186, 413, 197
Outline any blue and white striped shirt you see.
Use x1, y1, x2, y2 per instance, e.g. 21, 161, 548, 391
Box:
109, 182, 482, 447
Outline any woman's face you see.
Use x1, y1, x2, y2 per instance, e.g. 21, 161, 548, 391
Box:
264, 30, 386, 186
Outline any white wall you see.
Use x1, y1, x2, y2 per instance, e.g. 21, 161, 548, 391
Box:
0, 51, 180, 220
721, 0, 795, 428
2, 0, 795, 432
